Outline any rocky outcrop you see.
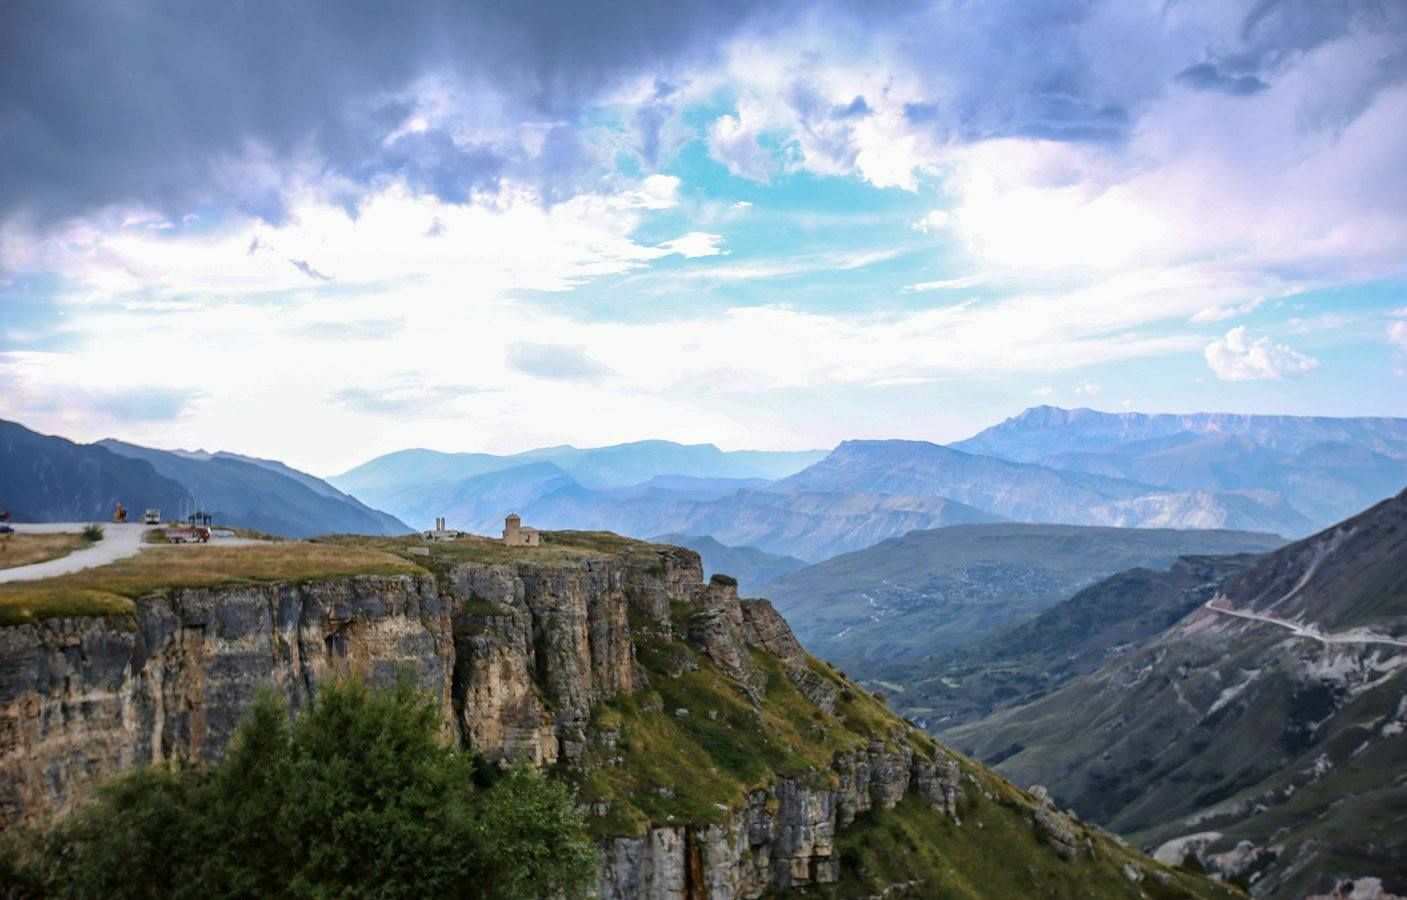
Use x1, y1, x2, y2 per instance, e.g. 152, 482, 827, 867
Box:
0, 574, 452, 829
598, 743, 966, 900
0, 543, 964, 898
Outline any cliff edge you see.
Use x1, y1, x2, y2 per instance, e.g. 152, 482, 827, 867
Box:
0, 531, 1235, 898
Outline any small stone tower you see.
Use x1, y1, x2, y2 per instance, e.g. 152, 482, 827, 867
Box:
502, 513, 540, 547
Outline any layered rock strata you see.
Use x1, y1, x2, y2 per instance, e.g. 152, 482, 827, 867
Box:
0, 544, 960, 898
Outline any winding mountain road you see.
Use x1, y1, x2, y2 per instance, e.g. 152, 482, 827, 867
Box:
1204, 597, 1407, 649
0, 523, 154, 583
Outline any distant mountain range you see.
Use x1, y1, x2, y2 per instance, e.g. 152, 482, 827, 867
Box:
956, 406, 1407, 527
940, 488, 1407, 897
330, 407, 1406, 565
780, 439, 1313, 535
332, 441, 826, 499
761, 524, 1286, 665
0, 418, 409, 538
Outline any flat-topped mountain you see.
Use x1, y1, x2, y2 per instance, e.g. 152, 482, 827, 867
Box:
958, 406, 1407, 460
956, 406, 1407, 527
780, 439, 1313, 535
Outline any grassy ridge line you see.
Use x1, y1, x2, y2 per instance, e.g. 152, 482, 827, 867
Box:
0, 530, 671, 627
0, 543, 425, 627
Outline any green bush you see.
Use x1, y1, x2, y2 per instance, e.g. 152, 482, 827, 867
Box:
6, 680, 597, 898
80, 524, 103, 542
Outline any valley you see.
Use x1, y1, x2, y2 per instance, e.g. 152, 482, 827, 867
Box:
3, 405, 1405, 898
0, 529, 1231, 898
940, 489, 1407, 897
761, 524, 1285, 666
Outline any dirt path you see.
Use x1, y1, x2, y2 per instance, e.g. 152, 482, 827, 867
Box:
1204, 597, 1407, 649
0, 523, 154, 583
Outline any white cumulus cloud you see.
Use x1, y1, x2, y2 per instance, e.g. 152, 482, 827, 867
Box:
707, 108, 779, 182
1204, 326, 1319, 381
1389, 320, 1407, 351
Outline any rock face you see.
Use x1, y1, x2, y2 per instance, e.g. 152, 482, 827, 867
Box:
598, 745, 965, 900
0, 575, 453, 829
0, 543, 963, 898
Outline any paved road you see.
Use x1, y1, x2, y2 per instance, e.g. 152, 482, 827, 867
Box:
1204, 597, 1407, 649
0, 522, 154, 583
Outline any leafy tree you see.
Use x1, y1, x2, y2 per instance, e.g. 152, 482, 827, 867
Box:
7, 680, 596, 899
472, 764, 597, 900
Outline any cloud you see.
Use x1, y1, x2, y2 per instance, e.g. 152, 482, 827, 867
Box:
1204, 326, 1319, 381
1174, 63, 1270, 96
507, 342, 615, 382
2, 373, 201, 425
294, 319, 406, 342
707, 108, 780, 182
1075, 382, 1101, 397
1389, 320, 1407, 351
655, 232, 726, 258
906, 273, 986, 292
290, 259, 333, 281
329, 383, 488, 417
1190, 297, 1265, 324
0, 1, 798, 223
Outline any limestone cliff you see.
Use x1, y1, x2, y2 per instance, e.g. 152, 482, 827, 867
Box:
0, 536, 1233, 898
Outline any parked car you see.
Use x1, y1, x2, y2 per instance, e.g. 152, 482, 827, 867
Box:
0, 523, 13, 535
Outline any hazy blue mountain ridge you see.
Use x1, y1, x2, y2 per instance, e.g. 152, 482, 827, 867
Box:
954, 406, 1407, 530
778, 439, 1311, 535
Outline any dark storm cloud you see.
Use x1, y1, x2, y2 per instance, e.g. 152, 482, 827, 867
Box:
0, 0, 796, 223
859, 0, 1402, 152
5, 0, 1400, 226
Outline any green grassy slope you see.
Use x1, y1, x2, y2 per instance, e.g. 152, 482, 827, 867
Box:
879, 553, 1263, 731
765, 524, 1285, 667
559, 569, 1239, 897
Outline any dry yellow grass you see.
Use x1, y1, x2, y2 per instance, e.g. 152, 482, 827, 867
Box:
321, 530, 671, 568
0, 543, 425, 627
0, 533, 89, 570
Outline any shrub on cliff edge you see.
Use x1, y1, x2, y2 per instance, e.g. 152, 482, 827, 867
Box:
2, 680, 595, 899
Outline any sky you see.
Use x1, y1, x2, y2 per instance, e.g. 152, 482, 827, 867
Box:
2, 0, 1406, 476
